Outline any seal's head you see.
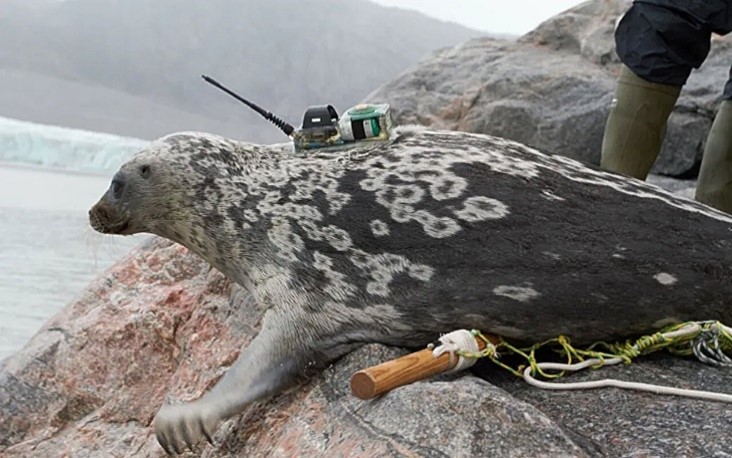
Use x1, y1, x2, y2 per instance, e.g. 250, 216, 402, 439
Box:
88, 133, 208, 237
90, 153, 159, 236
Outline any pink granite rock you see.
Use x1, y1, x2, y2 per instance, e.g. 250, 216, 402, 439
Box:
0, 238, 255, 456
3, 239, 732, 457
0, 237, 586, 457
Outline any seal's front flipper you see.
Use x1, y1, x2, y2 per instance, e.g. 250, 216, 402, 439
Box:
153, 310, 314, 453
154, 400, 221, 454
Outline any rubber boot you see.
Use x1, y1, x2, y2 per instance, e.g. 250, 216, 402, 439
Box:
695, 100, 732, 213
600, 65, 682, 180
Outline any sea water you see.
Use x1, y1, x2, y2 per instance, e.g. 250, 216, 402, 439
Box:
0, 163, 147, 361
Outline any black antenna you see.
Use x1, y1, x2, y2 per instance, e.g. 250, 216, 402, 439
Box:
202, 74, 295, 137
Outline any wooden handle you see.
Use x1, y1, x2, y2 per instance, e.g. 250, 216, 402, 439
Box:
350, 333, 498, 400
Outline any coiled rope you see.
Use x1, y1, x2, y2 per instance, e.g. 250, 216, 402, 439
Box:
430, 321, 732, 402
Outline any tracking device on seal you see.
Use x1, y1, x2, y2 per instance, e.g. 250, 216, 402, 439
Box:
202, 75, 393, 152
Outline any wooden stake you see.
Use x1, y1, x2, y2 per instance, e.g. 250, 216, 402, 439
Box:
350, 333, 500, 400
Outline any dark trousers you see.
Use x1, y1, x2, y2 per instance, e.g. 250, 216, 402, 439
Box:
615, 0, 732, 99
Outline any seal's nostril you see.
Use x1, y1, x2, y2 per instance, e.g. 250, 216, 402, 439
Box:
111, 180, 124, 199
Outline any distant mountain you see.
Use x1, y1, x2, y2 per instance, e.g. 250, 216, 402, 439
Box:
0, 0, 485, 143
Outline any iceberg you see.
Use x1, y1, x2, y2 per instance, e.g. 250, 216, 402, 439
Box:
0, 116, 149, 174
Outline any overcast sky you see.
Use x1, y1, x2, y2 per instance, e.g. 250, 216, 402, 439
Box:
369, 0, 587, 35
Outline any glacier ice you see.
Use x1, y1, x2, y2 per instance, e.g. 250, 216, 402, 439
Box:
0, 116, 149, 174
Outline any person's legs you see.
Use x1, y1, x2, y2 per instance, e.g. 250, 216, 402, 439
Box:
600, 65, 680, 179
600, 1, 713, 180
695, 66, 732, 213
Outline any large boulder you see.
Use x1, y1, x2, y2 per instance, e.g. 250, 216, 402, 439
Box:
3, 236, 732, 457
0, 238, 587, 457
364, 0, 732, 177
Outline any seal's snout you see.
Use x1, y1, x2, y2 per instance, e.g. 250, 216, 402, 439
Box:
89, 204, 107, 221
89, 199, 130, 235
88, 171, 136, 235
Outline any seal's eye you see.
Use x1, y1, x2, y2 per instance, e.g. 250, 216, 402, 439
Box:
140, 165, 151, 178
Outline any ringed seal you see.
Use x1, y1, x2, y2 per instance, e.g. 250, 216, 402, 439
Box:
89, 127, 732, 453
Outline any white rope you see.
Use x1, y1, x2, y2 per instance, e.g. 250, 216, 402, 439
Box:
522, 360, 732, 403
432, 329, 482, 373
521, 323, 732, 403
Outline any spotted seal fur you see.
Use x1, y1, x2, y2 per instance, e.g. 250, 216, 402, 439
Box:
89, 127, 732, 453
